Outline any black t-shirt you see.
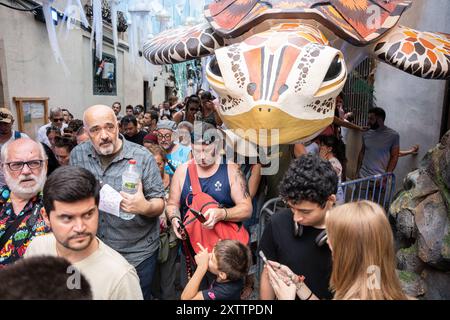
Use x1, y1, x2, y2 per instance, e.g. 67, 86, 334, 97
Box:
259, 208, 333, 300
124, 131, 147, 146
202, 279, 244, 300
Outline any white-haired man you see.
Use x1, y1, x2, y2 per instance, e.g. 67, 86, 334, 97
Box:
0, 138, 50, 268
0, 108, 29, 187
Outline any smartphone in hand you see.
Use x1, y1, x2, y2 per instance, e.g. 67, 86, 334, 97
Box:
259, 250, 275, 272
189, 207, 207, 223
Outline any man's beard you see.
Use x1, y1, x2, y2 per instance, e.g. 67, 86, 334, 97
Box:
96, 140, 115, 155
370, 122, 380, 130
161, 141, 174, 151
4, 167, 47, 200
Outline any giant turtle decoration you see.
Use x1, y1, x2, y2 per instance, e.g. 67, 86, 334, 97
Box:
144, 0, 450, 146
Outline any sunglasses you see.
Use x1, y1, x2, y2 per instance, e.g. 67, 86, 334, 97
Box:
0, 112, 12, 120
52, 118, 64, 122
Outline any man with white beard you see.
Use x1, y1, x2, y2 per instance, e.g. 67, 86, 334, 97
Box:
0, 138, 50, 268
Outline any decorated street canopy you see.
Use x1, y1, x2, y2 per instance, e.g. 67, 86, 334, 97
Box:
40, 0, 212, 96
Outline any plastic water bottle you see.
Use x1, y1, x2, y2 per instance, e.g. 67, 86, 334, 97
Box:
120, 160, 140, 220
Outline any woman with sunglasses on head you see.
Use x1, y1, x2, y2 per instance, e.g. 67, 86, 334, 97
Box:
173, 95, 202, 125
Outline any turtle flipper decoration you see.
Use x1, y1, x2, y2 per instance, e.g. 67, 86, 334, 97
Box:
143, 23, 224, 65
371, 25, 450, 79
143, 0, 450, 146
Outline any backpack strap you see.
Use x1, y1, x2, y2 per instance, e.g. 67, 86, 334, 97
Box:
14, 131, 21, 140
187, 160, 202, 195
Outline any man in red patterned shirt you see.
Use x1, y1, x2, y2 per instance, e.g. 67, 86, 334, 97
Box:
0, 138, 50, 267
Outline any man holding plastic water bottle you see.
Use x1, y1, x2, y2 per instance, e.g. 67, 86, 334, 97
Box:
70, 105, 165, 300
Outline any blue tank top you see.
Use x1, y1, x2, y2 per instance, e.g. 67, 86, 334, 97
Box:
180, 163, 234, 219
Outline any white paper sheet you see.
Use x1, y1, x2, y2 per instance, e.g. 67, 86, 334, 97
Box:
99, 184, 123, 217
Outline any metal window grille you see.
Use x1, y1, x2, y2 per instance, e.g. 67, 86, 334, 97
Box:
92, 51, 117, 96
341, 58, 376, 127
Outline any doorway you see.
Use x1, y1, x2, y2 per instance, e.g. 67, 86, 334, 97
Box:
143, 81, 151, 111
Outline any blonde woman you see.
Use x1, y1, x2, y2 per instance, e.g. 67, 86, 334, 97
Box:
266, 201, 408, 300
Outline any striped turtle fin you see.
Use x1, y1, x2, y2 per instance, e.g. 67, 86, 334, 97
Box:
372, 25, 450, 79
143, 23, 224, 65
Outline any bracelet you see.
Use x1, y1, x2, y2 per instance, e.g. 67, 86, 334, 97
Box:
294, 275, 312, 300
223, 207, 228, 221
296, 282, 313, 300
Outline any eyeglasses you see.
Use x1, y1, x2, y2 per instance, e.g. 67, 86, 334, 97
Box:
157, 133, 172, 140
53, 118, 64, 122
4, 160, 44, 171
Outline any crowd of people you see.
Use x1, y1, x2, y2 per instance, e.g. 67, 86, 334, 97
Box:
0, 91, 419, 300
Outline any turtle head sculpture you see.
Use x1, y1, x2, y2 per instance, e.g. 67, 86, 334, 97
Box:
207, 23, 346, 145
144, 0, 450, 146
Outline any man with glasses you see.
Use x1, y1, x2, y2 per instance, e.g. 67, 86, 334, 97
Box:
0, 108, 29, 187
156, 120, 191, 177
0, 138, 50, 267
37, 107, 68, 148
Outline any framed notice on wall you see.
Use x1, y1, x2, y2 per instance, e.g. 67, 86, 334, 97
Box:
13, 97, 49, 140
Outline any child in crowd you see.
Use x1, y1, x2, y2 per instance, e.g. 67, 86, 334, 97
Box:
181, 240, 252, 300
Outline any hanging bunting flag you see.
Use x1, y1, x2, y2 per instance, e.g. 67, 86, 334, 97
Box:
42, 0, 70, 76
90, 0, 103, 60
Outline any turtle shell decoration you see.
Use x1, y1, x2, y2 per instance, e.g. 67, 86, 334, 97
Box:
144, 0, 450, 146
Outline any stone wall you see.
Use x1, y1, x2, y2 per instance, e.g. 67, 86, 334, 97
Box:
390, 130, 450, 299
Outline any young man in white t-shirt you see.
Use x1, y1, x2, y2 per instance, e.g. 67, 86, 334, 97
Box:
25, 166, 143, 300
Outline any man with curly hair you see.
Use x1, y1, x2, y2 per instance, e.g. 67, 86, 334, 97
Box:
259, 154, 337, 300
